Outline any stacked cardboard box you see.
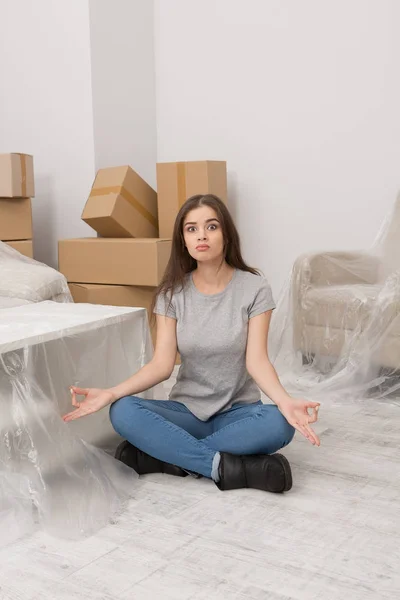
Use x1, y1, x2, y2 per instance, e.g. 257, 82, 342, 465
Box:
59, 161, 227, 360
81, 165, 159, 238
59, 165, 168, 351
0, 154, 35, 258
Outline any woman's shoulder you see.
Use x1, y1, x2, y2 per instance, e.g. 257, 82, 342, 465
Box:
159, 274, 191, 300
235, 270, 275, 314
235, 269, 270, 289
154, 277, 190, 317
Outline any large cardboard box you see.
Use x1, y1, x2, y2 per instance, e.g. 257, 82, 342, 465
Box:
0, 154, 35, 198
0, 198, 33, 240
68, 282, 155, 340
156, 161, 227, 237
68, 282, 181, 365
82, 166, 158, 238
59, 238, 171, 286
5, 239, 34, 258
68, 283, 154, 312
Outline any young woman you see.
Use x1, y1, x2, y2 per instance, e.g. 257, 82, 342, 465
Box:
64, 194, 320, 493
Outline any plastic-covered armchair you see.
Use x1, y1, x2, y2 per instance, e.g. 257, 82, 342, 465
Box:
291, 196, 400, 372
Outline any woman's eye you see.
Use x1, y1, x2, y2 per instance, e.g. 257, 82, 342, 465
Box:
186, 224, 217, 232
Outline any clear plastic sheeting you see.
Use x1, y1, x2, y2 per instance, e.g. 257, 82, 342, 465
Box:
269, 194, 400, 406
0, 241, 72, 305
0, 302, 157, 545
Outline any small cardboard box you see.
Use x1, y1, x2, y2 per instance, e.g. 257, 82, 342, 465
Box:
0, 198, 33, 240
82, 165, 158, 238
0, 154, 35, 198
156, 161, 227, 237
59, 238, 171, 286
68, 282, 181, 365
6, 239, 34, 258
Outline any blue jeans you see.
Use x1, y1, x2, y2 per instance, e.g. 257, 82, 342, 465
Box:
109, 398, 295, 479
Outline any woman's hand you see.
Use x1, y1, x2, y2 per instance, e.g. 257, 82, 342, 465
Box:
278, 397, 321, 446
63, 386, 115, 422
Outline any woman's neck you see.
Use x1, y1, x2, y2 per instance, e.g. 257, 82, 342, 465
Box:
192, 261, 235, 293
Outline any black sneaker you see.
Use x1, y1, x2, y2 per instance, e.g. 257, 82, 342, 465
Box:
115, 440, 188, 478
216, 452, 293, 493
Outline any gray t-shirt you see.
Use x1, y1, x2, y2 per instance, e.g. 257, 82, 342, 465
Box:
154, 268, 276, 421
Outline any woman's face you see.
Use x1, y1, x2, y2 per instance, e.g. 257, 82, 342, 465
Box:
183, 205, 225, 263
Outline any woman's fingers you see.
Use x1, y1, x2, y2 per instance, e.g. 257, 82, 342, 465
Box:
63, 405, 92, 422
307, 410, 318, 424
70, 389, 80, 408
304, 424, 320, 446
296, 423, 320, 446
296, 424, 315, 444
307, 403, 320, 423
70, 386, 89, 408
63, 409, 80, 422
70, 386, 89, 396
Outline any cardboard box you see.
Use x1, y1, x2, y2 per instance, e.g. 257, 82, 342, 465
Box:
5, 239, 34, 258
59, 238, 171, 286
0, 154, 35, 198
0, 198, 33, 240
82, 165, 158, 238
68, 282, 155, 339
68, 283, 154, 312
68, 282, 181, 365
156, 161, 227, 237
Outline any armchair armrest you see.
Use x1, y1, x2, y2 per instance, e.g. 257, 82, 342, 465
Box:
293, 251, 382, 287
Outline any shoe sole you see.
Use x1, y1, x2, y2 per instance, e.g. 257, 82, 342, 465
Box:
274, 454, 293, 492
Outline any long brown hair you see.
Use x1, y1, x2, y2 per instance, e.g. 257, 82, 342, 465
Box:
150, 194, 260, 318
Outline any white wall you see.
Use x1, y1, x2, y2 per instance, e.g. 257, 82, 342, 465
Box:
0, 0, 96, 268
154, 0, 400, 295
89, 0, 157, 187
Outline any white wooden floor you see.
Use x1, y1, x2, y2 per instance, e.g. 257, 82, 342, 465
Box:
0, 370, 399, 600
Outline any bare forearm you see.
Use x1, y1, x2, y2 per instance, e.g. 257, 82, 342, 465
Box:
247, 358, 291, 408
108, 360, 171, 403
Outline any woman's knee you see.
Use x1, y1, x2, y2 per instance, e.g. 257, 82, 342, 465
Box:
109, 395, 142, 434
280, 418, 296, 448
260, 406, 295, 449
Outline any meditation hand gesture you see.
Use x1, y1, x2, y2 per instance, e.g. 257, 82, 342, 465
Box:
278, 397, 321, 446
63, 386, 115, 422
